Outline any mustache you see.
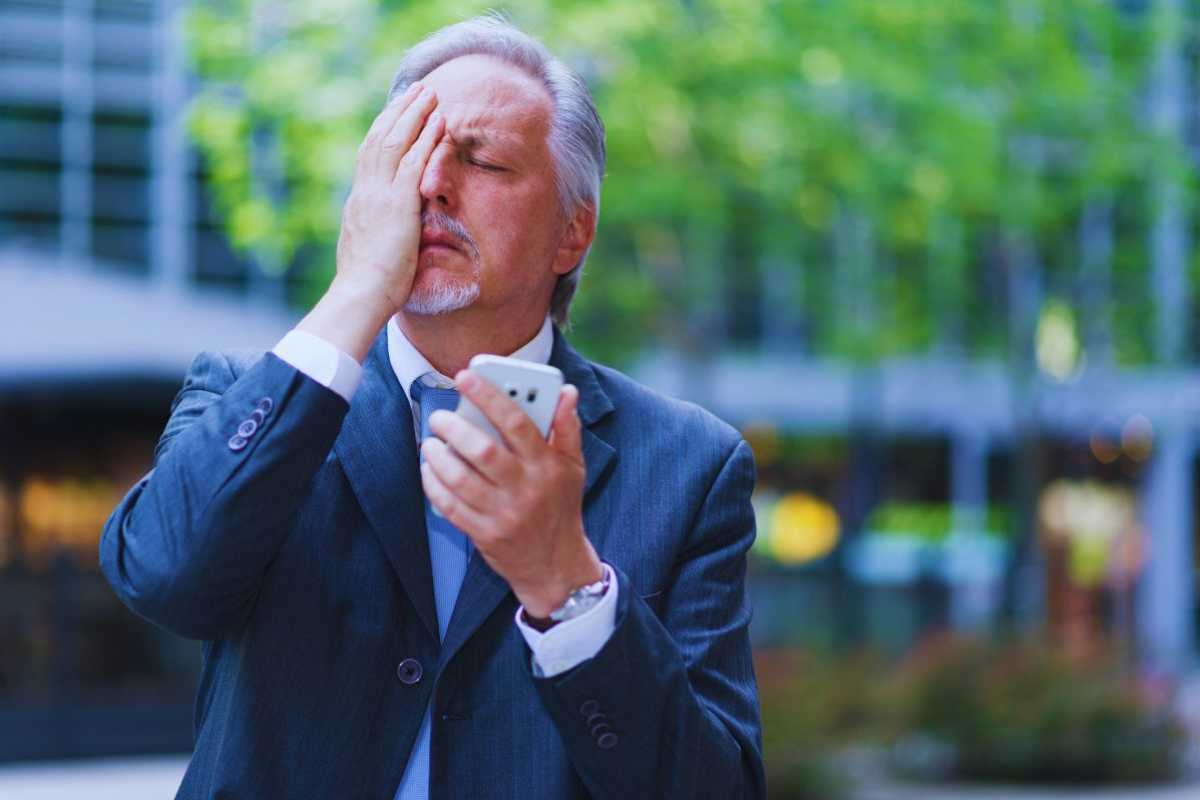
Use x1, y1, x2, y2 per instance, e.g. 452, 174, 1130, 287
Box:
421, 211, 480, 260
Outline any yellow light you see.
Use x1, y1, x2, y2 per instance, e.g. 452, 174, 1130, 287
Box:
18, 475, 122, 568
769, 492, 841, 565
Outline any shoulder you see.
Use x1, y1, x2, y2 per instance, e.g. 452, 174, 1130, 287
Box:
588, 359, 747, 471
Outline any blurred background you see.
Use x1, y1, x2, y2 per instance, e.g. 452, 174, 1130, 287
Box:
3, 0, 1200, 797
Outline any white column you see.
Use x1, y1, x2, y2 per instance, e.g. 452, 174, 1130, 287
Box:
1137, 424, 1195, 674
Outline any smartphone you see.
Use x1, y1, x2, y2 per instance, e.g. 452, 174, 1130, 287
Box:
455, 354, 564, 442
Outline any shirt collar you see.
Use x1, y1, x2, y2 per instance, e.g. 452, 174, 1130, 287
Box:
386, 314, 554, 402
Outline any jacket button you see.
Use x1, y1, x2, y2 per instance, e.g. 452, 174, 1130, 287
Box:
596, 732, 618, 749
579, 699, 599, 717
227, 435, 248, 452
396, 658, 423, 685
257, 397, 273, 414
237, 419, 258, 438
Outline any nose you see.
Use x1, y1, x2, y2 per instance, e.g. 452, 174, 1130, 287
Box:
419, 140, 455, 210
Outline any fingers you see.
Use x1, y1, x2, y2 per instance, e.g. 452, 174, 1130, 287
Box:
547, 384, 582, 460
427, 408, 519, 484
377, 87, 438, 176
393, 107, 444, 187
420, 460, 491, 536
357, 82, 423, 177
455, 370, 543, 456
421, 437, 494, 509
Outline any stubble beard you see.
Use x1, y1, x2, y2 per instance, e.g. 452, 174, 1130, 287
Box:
403, 260, 481, 316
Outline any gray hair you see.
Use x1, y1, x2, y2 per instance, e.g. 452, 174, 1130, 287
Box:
387, 14, 606, 328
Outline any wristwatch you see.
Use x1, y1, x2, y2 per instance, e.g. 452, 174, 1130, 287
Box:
550, 568, 611, 623
523, 567, 611, 631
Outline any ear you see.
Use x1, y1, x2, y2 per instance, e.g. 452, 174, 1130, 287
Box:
552, 202, 597, 276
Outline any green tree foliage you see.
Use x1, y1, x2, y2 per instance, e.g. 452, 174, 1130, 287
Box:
187, 0, 1186, 365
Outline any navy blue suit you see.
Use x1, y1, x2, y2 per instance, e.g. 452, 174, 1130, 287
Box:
100, 327, 764, 798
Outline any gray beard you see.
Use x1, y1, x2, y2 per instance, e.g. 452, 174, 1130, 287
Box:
403, 278, 481, 316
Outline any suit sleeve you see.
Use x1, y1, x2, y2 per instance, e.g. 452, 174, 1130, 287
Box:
531, 438, 765, 799
99, 350, 350, 640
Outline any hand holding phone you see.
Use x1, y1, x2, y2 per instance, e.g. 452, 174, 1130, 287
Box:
454, 354, 564, 442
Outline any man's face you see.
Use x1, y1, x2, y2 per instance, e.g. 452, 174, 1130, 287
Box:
404, 54, 569, 319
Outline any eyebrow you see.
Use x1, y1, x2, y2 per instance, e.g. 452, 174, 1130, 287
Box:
446, 125, 522, 154
446, 128, 489, 150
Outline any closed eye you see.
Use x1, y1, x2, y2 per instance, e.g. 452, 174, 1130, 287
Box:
467, 157, 506, 173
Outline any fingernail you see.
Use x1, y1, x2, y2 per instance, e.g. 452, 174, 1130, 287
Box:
456, 371, 475, 388
408, 81, 422, 95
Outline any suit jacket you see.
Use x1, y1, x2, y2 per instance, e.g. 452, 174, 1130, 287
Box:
100, 326, 764, 799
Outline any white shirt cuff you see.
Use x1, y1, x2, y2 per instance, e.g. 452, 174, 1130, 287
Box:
272, 329, 364, 403
515, 563, 618, 678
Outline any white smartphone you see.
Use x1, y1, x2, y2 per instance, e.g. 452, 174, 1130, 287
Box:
455, 354, 564, 442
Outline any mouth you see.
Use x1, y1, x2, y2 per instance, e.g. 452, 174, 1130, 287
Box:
419, 229, 464, 255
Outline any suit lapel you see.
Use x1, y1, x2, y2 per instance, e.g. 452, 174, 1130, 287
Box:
439, 327, 617, 668
333, 330, 439, 642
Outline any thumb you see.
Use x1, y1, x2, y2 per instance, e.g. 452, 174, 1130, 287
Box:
548, 384, 582, 460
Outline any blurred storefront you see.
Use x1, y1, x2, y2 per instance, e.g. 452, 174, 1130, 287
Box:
0, 0, 297, 762
630, 354, 1200, 677
0, 255, 295, 761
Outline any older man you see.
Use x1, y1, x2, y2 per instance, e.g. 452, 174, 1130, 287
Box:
101, 15, 763, 799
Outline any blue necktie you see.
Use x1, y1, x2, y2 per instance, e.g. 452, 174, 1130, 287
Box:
395, 379, 472, 800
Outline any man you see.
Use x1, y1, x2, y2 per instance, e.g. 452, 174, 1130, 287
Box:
101, 15, 763, 799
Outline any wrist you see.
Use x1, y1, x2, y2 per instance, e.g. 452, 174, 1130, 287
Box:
520, 550, 605, 620
327, 274, 398, 322
297, 277, 394, 363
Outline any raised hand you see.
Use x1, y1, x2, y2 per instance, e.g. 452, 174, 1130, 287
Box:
296, 81, 446, 363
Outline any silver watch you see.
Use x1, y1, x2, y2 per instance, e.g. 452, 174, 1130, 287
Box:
548, 569, 610, 623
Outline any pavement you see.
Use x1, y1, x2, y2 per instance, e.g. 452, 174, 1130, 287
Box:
843, 742, 1200, 800
853, 780, 1200, 799
1, 753, 1198, 799
0, 755, 189, 799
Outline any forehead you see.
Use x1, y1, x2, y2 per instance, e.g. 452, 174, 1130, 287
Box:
420, 54, 553, 153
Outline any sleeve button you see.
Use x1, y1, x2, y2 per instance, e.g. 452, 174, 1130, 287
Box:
237, 419, 258, 438
227, 435, 248, 452
579, 699, 599, 717
249, 408, 266, 425
256, 397, 273, 414
596, 732, 618, 749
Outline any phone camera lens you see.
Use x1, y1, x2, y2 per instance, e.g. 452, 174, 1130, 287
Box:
526, 389, 538, 403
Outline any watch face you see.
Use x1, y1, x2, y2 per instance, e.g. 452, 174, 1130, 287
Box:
549, 571, 611, 622
550, 589, 603, 622
552, 596, 596, 622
